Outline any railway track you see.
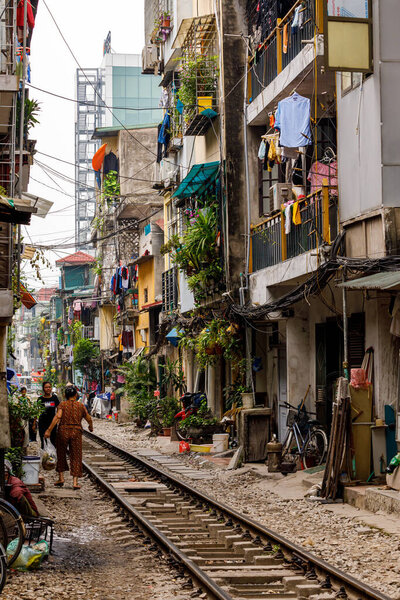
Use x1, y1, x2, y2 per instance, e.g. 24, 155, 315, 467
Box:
82, 430, 391, 600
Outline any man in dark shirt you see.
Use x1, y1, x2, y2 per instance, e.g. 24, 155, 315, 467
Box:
37, 381, 59, 449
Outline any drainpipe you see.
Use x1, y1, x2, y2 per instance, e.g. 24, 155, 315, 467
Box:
342, 268, 349, 380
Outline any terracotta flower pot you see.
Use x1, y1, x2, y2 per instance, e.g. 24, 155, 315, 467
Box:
162, 427, 171, 437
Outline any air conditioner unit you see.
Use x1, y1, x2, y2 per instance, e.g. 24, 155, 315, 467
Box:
160, 159, 178, 187
142, 44, 158, 74
269, 183, 292, 214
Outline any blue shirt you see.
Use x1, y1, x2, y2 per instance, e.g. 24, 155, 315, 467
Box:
274, 93, 312, 147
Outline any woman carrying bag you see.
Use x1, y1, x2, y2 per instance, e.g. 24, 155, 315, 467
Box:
45, 385, 93, 490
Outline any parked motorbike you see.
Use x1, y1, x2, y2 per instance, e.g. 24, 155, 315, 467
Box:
174, 391, 206, 441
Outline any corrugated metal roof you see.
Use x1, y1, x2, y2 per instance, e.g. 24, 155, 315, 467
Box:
172, 161, 219, 200
338, 271, 400, 290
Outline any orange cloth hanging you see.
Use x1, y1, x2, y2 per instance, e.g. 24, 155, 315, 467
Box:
283, 24, 289, 54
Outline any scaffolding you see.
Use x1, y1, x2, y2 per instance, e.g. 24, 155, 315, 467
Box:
179, 15, 218, 136
75, 68, 104, 250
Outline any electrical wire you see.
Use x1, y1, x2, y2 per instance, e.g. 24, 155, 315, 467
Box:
27, 82, 163, 111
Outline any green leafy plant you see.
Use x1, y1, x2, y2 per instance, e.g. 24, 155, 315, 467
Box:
71, 320, 83, 345
158, 396, 180, 428
178, 54, 219, 109
177, 398, 218, 431
16, 98, 40, 142
160, 358, 185, 393
8, 387, 44, 448
73, 338, 99, 377
5, 447, 24, 479
118, 357, 157, 422
103, 170, 120, 202
195, 319, 241, 368
161, 206, 222, 302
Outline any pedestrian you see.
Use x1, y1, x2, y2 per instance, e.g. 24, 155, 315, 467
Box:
20, 386, 37, 442
44, 385, 93, 490
37, 381, 59, 449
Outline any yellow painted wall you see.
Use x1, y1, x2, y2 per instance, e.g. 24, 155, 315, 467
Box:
134, 258, 155, 349
192, 0, 213, 16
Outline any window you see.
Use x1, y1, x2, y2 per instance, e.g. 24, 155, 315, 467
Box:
144, 288, 148, 303
258, 161, 281, 217
341, 72, 363, 95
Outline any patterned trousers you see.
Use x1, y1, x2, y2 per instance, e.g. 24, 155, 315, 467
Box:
56, 426, 83, 477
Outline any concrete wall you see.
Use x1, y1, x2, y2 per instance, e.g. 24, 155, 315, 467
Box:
337, 0, 400, 223
119, 127, 161, 202
221, 0, 249, 290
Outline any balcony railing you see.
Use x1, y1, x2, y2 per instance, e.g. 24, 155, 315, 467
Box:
250, 0, 314, 102
162, 267, 178, 312
0, 1, 16, 76
251, 184, 338, 272
82, 325, 94, 339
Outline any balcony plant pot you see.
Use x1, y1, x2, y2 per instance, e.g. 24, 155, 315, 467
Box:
241, 392, 254, 409
162, 427, 171, 437
197, 95, 213, 113
162, 15, 171, 27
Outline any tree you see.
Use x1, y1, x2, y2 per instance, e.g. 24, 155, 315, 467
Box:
73, 339, 99, 379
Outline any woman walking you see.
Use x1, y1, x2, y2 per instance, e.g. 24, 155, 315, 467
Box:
44, 385, 93, 490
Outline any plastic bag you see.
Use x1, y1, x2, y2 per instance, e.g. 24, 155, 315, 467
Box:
179, 441, 190, 453
6, 539, 46, 571
40, 440, 57, 471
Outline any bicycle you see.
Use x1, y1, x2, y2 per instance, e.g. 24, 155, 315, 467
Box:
0, 497, 26, 566
280, 401, 328, 470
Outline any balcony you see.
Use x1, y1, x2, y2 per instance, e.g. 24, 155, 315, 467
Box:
247, 0, 333, 126
251, 184, 338, 272
162, 268, 178, 312
82, 325, 94, 339
250, 0, 314, 101
175, 15, 219, 137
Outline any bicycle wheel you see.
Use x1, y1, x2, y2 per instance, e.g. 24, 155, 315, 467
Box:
303, 428, 328, 469
0, 498, 26, 566
0, 543, 7, 593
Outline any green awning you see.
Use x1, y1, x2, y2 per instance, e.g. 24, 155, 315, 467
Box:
172, 161, 219, 200
337, 271, 400, 291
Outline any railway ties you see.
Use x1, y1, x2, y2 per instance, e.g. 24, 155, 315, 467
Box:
82, 432, 391, 600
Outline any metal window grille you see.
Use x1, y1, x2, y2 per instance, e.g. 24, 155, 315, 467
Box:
179, 15, 218, 136
162, 268, 177, 312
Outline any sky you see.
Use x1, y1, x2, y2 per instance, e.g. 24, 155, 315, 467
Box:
21, 0, 145, 290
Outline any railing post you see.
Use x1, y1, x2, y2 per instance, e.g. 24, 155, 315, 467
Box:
276, 18, 283, 74
280, 206, 287, 261
322, 178, 330, 243
249, 228, 253, 273
316, 0, 324, 34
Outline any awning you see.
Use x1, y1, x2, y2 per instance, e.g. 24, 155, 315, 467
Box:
172, 161, 219, 200
166, 327, 180, 347
172, 14, 215, 49
338, 271, 400, 291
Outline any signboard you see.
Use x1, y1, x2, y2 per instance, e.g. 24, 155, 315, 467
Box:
327, 1, 369, 18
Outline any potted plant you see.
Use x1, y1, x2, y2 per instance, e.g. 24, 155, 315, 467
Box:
177, 399, 222, 442
162, 12, 171, 27
238, 385, 254, 409
159, 396, 180, 436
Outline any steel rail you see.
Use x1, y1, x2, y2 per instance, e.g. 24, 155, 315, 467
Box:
82, 460, 233, 600
83, 430, 391, 600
